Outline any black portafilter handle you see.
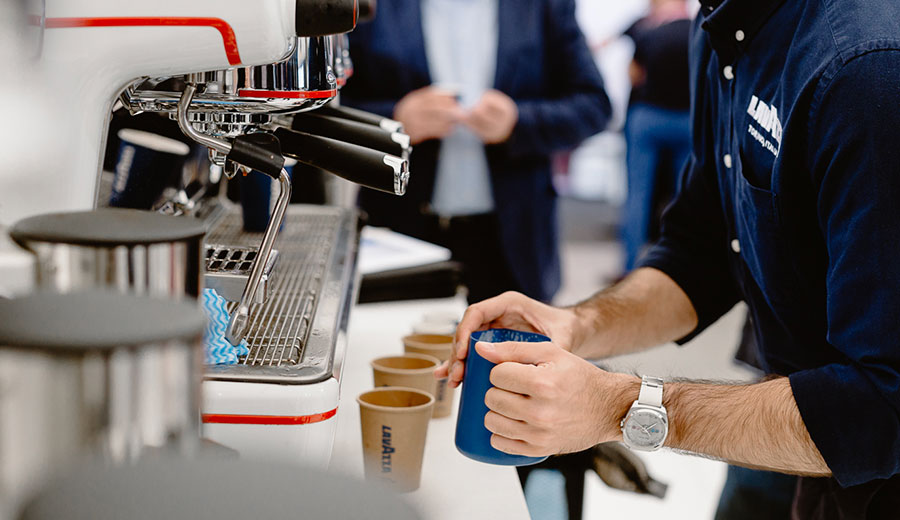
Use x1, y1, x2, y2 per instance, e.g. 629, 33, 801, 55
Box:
226, 133, 285, 179
316, 102, 404, 133
358, 0, 376, 22
273, 127, 408, 196
290, 113, 409, 158
295, 0, 358, 37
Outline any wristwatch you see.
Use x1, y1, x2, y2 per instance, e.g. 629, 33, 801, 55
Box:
620, 375, 669, 452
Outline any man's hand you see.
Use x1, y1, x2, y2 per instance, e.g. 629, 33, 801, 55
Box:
476, 340, 638, 456
434, 291, 584, 388
393, 86, 464, 145
464, 89, 519, 144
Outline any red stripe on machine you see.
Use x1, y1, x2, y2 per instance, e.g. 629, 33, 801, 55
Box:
202, 408, 338, 425
237, 88, 338, 99
43, 17, 243, 65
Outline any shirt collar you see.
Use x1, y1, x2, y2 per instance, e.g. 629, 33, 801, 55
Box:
700, 0, 787, 60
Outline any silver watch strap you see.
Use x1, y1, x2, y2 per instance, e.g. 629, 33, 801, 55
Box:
637, 376, 664, 408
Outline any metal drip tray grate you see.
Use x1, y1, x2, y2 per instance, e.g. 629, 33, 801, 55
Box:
203, 205, 359, 384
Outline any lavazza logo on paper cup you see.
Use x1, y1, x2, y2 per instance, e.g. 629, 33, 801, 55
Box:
381, 425, 394, 474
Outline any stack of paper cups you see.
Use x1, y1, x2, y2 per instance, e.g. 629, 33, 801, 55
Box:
402, 334, 456, 418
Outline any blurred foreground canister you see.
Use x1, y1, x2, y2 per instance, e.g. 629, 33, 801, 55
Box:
9, 209, 206, 299
0, 291, 206, 519
19, 458, 421, 520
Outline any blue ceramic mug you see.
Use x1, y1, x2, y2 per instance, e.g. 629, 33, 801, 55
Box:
455, 328, 550, 466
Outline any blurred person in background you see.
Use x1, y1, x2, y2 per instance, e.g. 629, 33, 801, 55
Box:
341, 0, 611, 305
620, 0, 692, 273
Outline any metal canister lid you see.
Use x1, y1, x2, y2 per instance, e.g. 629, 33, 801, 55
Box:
0, 291, 205, 353
19, 458, 421, 520
9, 209, 206, 247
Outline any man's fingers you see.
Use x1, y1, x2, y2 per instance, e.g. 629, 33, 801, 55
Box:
465, 109, 494, 132
484, 387, 530, 419
454, 297, 511, 361
448, 360, 465, 388
489, 362, 542, 396
434, 360, 449, 379
475, 340, 556, 366
490, 435, 544, 457
484, 410, 530, 440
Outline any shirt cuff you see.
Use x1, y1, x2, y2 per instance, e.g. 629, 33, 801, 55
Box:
790, 365, 900, 486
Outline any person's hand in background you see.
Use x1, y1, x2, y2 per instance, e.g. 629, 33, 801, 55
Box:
464, 89, 519, 144
393, 86, 464, 144
434, 291, 584, 388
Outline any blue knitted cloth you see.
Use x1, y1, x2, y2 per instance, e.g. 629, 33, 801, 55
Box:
202, 288, 250, 365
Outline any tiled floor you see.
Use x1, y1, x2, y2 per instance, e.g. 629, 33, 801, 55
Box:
537, 197, 756, 520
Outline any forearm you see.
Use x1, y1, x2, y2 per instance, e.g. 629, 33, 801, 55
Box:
570, 267, 698, 359
661, 377, 831, 476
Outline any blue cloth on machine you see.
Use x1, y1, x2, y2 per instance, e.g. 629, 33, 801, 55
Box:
202, 288, 249, 365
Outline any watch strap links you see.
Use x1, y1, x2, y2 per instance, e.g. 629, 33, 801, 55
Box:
637, 375, 664, 408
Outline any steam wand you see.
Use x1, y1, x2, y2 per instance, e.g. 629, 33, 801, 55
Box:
176, 84, 293, 346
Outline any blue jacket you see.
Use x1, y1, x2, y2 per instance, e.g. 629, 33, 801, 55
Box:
341, 0, 611, 302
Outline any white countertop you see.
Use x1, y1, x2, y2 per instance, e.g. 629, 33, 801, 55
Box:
329, 296, 531, 520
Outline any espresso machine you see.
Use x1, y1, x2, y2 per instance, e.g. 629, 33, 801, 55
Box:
1, 0, 412, 473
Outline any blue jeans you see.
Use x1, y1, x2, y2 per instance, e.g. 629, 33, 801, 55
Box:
622, 103, 691, 271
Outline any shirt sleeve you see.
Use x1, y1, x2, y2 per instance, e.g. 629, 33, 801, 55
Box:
503, 0, 612, 159
788, 49, 900, 486
636, 28, 741, 343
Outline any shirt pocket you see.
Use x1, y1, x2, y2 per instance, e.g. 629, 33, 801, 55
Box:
733, 149, 798, 311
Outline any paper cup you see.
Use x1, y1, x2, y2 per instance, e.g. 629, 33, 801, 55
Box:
402, 334, 456, 418
371, 353, 440, 400
412, 311, 459, 336
357, 387, 434, 493
411, 321, 456, 336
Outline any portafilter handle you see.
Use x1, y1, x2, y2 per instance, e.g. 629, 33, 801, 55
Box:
273, 127, 408, 196
295, 0, 359, 36
358, 0, 377, 22
289, 113, 410, 159
224, 167, 291, 346
176, 84, 291, 346
315, 102, 404, 134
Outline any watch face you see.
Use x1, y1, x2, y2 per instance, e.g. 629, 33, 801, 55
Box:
623, 408, 667, 449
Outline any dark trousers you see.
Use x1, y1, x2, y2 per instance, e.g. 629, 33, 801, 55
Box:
716, 465, 796, 520
425, 213, 522, 304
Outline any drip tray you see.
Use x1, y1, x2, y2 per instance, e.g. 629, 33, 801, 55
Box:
204, 245, 279, 304
203, 205, 359, 384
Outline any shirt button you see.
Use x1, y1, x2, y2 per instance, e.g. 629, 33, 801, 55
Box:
731, 239, 741, 254
723, 154, 733, 168
723, 65, 734, 80
735, 30, 745, 42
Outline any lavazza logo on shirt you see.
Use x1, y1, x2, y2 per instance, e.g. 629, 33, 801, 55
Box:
746, 95, 782, 157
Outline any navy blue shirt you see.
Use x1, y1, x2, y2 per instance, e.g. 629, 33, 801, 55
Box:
640, 0, 900, 488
